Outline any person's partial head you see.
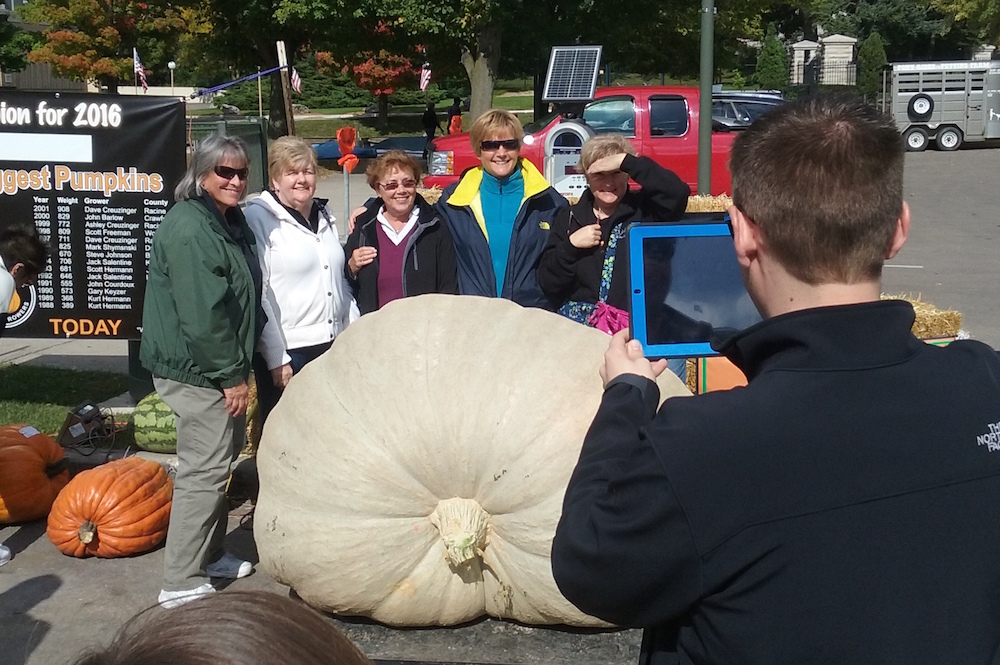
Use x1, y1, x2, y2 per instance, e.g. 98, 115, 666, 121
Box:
729, 93, 905, 285
0, 225, 50, 288
426, 101, 435, 110
579, 134, 635, 211
453, 97, 461, 105
268, 136, 318, 212
365, 150, 421, 220
470, 109, 523, 179
72, 590, 373, 665
175, 134, 250, 212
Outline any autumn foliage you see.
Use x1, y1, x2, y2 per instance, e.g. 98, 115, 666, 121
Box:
21, 0, 185, 90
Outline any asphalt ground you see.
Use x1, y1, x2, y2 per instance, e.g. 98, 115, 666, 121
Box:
1, 145, 999, 665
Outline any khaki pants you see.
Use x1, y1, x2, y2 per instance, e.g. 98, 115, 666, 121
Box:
154, 377, 244, 592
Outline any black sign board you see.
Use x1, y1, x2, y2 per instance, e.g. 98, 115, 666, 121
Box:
0, 92, 185, 339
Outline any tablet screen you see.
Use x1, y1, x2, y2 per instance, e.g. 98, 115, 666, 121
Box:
628, 219, 762, 358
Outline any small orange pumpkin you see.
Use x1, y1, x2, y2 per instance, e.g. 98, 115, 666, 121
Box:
47, 457, 173, 558
0, 424, 70, 523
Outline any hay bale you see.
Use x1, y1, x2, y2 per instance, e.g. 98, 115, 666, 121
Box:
884, 294, 962, 339
685, 195, 733, 213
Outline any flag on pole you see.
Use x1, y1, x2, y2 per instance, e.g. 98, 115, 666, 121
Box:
419, 63, 431, 91
291, 67, 302, 94
133, 48, 148, 93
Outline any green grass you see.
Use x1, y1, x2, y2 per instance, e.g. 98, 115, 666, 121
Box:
0, 364, 129, 436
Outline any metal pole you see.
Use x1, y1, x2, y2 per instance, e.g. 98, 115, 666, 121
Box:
343, 171, 350, 227
697, 0, 715, 196
257, 66, 264, 117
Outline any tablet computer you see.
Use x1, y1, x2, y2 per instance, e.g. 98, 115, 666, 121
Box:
628, 215, 762, 359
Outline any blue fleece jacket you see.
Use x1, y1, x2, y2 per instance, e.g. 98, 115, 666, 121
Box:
479, 169, 524, 296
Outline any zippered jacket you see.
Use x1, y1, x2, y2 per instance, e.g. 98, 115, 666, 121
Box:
245, 191, 357, 370
553, 300, 1000, 665
140, 198, 257, 389
343, 193, 458, 316
436, 159, 568, 309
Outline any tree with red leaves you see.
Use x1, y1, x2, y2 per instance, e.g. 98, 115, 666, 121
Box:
20, 0, 185, 93
316, 23, 420, 128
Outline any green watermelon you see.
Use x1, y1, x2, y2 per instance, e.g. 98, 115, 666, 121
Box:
132, 391, 177, 454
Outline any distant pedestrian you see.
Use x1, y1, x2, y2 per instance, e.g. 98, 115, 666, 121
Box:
448, 97, 462, 134
422, 101, 443, 159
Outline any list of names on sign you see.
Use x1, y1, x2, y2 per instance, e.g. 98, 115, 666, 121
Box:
0, 93, 185, 339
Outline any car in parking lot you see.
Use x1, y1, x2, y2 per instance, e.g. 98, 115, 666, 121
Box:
711, 92, 784, 129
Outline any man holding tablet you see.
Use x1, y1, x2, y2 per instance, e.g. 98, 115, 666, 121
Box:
552, 95, 1000, 664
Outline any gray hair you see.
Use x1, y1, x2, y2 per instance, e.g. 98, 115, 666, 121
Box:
174, 134, 251, 202
578, 133, 636, 173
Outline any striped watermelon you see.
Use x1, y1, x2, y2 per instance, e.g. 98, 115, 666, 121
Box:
132, 392, 177, 454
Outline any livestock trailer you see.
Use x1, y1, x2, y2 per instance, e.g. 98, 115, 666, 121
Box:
882, 60, 1000, 151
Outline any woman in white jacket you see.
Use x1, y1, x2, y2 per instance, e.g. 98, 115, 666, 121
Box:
245, 136, 358, 422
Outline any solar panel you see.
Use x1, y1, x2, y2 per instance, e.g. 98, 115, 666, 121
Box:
543, 46, 602, 102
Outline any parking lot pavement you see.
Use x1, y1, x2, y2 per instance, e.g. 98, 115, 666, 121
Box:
1, 145, 998, 665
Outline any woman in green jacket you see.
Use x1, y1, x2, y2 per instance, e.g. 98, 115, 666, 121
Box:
140, 134, 262, 609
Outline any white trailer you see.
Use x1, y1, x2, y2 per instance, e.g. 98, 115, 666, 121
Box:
882, 61, 1000, 151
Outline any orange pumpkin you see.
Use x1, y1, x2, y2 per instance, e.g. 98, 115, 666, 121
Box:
0, 424, 70, 523
47, 457, 173, 558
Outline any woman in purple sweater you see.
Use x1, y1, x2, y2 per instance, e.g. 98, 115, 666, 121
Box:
344, 151, 458, 315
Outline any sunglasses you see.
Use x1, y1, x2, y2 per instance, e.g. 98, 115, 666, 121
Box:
379, 178, 417, 191
214, 165, 249, 181
480, 139, 520, 151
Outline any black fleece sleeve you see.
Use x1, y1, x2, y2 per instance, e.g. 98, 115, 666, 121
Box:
551, 376, 702, 628
537, 206, 585, 305
621, 154, 691, 222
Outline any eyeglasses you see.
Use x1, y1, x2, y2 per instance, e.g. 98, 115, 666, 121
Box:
480, 139, 520, 151
379, 178, 417, 191
214, 165, 249, 181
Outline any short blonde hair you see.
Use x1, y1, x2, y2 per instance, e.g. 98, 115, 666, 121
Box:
469, 109, 524, 157
578, 134, 636, 173
365, 150, 422, 190
268, 136, 318, 184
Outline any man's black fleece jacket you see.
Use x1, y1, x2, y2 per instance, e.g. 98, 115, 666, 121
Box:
552, 300, 1000, 665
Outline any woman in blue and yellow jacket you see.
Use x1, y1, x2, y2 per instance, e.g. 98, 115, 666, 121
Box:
435, 109, 567, 310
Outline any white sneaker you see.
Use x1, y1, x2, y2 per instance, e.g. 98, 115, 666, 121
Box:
158, 583, 215, 609
0, 544, 11, 567
206, 552, 253, 579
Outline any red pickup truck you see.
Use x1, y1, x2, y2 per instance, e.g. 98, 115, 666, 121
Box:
424, 86, 737, 195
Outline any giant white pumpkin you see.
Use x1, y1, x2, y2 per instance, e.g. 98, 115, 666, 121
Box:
255, 295, 689, 627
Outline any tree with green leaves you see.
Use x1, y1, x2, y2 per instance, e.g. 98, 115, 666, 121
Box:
0, 18, 37, 75
754, 25, 789, 91
19, 0, 185, 93
929, 0, 1000, 46
857, 31, 887, 100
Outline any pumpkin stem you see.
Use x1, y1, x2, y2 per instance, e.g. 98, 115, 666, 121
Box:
46, 458, 69, 478
429, 498, 489, 567
78, 520, 97, 544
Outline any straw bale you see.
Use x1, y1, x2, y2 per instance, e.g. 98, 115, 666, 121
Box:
883, 294, 962, 339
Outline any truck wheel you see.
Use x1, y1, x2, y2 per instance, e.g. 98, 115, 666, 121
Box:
935, 127, 962, 151
904, 127, 929, 152
907, 94, 934, 121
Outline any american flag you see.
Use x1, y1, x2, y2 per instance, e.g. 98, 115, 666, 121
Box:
291, 67, 302, 94
133, 48, 148, 93
419, 63, 431, 91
